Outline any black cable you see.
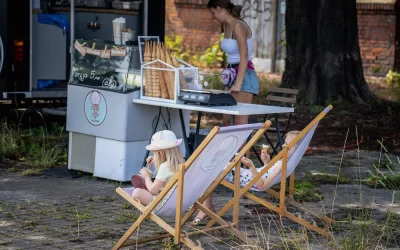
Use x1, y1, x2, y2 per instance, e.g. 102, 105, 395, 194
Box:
151, 107, 162, 132
159, 108, 172, 130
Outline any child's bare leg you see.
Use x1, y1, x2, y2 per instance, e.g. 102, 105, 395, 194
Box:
131, 188, 154, 206
195, 193, 214, 219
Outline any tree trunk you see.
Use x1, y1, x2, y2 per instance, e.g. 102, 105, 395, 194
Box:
281, 0, 376, 105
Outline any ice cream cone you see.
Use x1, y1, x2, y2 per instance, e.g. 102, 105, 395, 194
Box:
160, 44, 173, 99
157, 43, 169, 99
151, 41, 160, 98
171, 54, 188, 90
262, 144, 271, 155
144, 41, 153, 97
165, 49, 176, 100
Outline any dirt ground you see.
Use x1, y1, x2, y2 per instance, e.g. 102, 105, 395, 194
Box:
293, 102, 400, 154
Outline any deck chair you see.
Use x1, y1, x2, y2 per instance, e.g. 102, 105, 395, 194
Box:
251, 87, 299, 164
113, 121, 272, 250
206, 105, 334, 238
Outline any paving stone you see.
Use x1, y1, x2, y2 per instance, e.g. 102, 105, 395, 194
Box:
0, 150, 399, 249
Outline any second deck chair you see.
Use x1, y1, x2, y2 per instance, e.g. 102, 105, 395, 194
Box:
206, 105, 334, 238
113, 121, 272, 250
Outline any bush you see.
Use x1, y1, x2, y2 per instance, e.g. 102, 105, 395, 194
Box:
165, 34, 226, 68
385, 70, 400, 99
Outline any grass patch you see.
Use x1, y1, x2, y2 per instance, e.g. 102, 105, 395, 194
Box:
117, 211, 137, 224
104, 196, 116, 202
0, 120, 19, 159
161, 238, 181, 250
8, 167, 20, 173
25, 141, 65, 169
333, 206, 400, 250
88, 196, 100, 202
292, 181, 323, 202
120, 203, 130, 209
23, 219, 39, 229
304, 171, 352, 185
271, 180, 323, 202
22, 168, 42, 176
75, 212, 94, 220
0, 119, 67, 171
365, 173, 400, 190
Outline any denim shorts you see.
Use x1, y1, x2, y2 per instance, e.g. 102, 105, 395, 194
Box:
230, 69, 259, 95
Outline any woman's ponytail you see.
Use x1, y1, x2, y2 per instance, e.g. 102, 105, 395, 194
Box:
208, 0, 243, 19
229, 4, 242, 18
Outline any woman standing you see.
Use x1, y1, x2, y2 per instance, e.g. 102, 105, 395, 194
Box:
193, 0, 260, 224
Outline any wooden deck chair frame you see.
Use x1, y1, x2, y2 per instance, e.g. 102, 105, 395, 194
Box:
206, 105, 335, 238
113, 120, 273, 250
251, 88, 299, 164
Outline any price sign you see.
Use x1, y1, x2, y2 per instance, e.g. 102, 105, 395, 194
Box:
72, 69, 117, 89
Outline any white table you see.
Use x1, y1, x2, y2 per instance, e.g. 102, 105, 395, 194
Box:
132, 98, 294, 164
132, 99, 294, 115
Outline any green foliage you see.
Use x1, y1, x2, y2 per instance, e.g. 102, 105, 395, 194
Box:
200, 71, 224, 90
309, 105, 325, 114
385, 69, 400, 99
304, 171, 351, 185
271, 180, 323, 202
365, 172, 400, 190
0, 120, 19, 159
365, 141, 400, 190
292, 181, 323, 202
0, 119, 66, 171
164, 35, 189, 60
161, 238, 181, 250
372, 66, 381, 74
339, 208, 375, 250
165, 34, 226, 68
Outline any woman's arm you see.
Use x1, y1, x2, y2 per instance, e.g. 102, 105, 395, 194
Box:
230, 22, 249, 93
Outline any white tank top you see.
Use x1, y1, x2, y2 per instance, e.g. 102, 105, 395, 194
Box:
220, 20, 253, 65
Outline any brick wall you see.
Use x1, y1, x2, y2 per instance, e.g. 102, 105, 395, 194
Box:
165, 0, 221, 53
165, 1, 397, 76
357, 2, 396, 76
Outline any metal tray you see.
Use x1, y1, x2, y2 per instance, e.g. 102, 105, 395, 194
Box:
112, 1, 141, 10
85, 0, 112, 8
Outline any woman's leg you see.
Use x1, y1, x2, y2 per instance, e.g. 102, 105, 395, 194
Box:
131, 188, 155, 206
223, 91, 254, 127
231, 91, 254, 125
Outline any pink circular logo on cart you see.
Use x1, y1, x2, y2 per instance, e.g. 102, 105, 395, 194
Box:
84, 90, 107, 126
201, 135, 238, 171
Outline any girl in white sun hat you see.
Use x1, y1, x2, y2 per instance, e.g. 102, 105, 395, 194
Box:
131, 130, 184, 208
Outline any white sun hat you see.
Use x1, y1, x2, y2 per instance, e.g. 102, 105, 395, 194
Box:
145, 130, 183, 151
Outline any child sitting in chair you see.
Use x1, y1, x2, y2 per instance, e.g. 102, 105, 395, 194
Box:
192, 130, 300, 225
131, 130, 184, 206
227, 130, 300, 190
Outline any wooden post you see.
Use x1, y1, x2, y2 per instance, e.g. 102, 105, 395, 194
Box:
233, 160, 241, 229
174, 164, 184, 245
279, 148, 288, 215
289, 172, 295, 197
